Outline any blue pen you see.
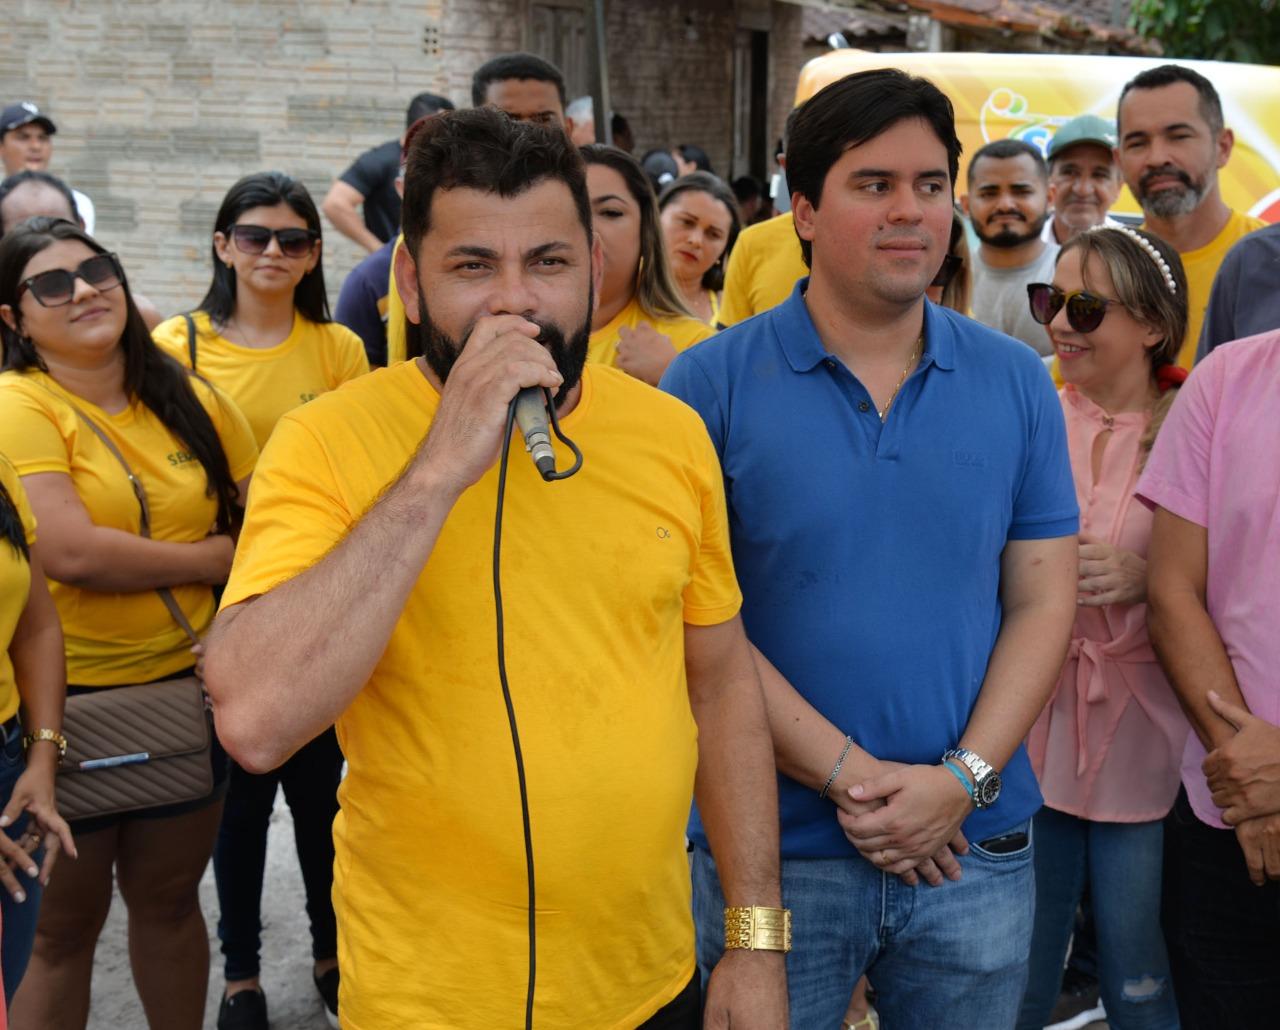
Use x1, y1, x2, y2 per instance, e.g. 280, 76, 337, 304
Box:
78, 752, 150, 770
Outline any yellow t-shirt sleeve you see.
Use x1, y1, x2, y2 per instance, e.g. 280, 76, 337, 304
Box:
681, 420, 741, 626
0, 457, 36, 544
192, 379, 259, 482
718, 237, 754, 327
330, 325, 371, 386
222, 412, 353, 609
151, 315, 195, 368
0, 386, 74, 476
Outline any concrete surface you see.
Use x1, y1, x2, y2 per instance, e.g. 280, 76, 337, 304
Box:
88, 792, 331, 1029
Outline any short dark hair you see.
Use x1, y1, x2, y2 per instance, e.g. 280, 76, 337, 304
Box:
400, 107, 591, 265
731, 175, 763, 203
1118, 63, 1224, 137
0, 170, 79, 235
659, 171, 742, 292
967, 138, 1048, 187
471, 53, 567, 108
675, 143, 713, 174
199, 171, 331, 326
406, 92, 454, 128
785, 68, 960, 266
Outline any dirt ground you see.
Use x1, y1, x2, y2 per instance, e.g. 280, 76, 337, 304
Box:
87, 794, 331, 1029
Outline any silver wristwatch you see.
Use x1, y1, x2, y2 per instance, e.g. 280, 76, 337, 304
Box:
942, 748, 1002, 809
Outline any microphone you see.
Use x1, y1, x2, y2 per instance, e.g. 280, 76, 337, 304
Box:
513, 387, 557, 480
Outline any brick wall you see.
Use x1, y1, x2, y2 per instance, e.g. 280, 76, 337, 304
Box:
0, 0, 804, 313
0, 0, 522, 312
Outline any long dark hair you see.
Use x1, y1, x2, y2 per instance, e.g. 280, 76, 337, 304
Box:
198, 171, 331, 326
0, 218, 240, 533
658, 172, 742, 292
0, 474, 28, 561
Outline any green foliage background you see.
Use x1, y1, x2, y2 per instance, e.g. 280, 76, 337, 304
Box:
1131, 0, 1280, 63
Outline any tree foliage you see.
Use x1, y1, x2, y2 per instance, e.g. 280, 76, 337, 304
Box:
1131, 0, 1280, 64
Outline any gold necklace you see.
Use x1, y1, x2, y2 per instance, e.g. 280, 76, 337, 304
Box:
878, 334, 923, 420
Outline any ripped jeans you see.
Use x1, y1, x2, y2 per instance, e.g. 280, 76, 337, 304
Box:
1017, 806, 1179, 1030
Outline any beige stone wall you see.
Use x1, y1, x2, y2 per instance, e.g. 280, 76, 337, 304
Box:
1, 0, 803, 313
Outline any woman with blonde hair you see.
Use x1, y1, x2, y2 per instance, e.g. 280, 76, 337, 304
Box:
1016, 225, 1189, 1030
580, 145, 714, 386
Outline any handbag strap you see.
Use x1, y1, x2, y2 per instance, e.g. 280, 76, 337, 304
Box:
61, 401, 203, 647
184, 312, 198, 371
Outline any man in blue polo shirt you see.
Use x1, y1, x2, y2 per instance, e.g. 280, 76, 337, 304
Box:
662, 69, 1078, 1027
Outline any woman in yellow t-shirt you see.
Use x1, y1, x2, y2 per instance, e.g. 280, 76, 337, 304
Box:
658, 171, 741, 327
0, 458, 75, 1007
580, 146, 716, 385
0, 217, 257, 1030
152, 172, 369, 450
152, 171, 357, 1025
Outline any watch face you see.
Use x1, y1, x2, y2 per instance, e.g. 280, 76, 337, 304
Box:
978, 774, 1002, 807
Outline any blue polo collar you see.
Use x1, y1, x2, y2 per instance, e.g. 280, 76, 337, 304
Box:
772, 278, 957, 374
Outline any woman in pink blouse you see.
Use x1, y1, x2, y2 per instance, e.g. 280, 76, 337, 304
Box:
1016, 226, 1189, 1030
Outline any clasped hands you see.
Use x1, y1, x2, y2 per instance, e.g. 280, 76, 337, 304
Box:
831, 760, 973, 887
1202, 690, 1280, 885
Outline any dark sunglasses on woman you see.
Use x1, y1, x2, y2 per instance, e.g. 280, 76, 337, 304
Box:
229, 224, 321, 259
17, 253, 124, 308
1027, 282, 1118, 334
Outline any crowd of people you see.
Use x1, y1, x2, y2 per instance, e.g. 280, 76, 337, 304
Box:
0, 42, 1275, 1030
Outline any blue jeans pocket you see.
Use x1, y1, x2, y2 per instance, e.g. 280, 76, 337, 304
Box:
969, 819, 1033, 862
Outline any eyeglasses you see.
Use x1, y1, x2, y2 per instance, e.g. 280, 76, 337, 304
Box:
931, 254, 963, 289
228, 224, 320, 258
1027, 283, 1119, 333
17, 253, 124, 308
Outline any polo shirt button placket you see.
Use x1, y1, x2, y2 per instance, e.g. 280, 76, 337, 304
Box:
858, 401, 871, 413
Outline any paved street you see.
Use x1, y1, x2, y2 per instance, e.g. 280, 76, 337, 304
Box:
88, 794, 331, 1030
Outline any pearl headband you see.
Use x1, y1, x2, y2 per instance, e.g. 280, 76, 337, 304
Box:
1092, 224, 1178, 295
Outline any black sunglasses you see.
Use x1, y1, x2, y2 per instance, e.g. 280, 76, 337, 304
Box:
1027, 283, 1119, 334
229, 224, 320, 258
931, 254, 963, 289
17, 253, 124, 308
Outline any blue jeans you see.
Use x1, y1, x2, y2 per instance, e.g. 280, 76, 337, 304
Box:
1017, 807, 1179, 1030
0, 718, 43, 1003
692, 823, 1034, 1029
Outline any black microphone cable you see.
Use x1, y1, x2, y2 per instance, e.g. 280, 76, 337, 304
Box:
492, 385, 582, 1029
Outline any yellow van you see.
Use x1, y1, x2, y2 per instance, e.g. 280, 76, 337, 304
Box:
795, 50, 1280, 223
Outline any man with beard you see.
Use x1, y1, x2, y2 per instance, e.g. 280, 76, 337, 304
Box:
201, 108, 786, 1029
1116, 64, 1266, 368
964, 139, 1058, 356
662, 69, 1078, 1027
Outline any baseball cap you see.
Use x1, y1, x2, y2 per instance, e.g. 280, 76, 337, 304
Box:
1047, 114, 1116, 161
1, 102, 57, 137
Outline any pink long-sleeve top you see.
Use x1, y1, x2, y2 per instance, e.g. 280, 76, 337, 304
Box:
1026, 386, 1189, 822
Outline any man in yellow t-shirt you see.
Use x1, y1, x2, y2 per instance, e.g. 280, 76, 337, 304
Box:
206, 109, 786, 1030
717, 211, 807, 327
1116, 64, 1267, 368
387, 53, 574, 365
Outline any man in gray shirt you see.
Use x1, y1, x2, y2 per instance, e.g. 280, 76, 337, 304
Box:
964, 139, 1058, 356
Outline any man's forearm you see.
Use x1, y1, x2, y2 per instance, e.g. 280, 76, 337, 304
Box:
690, 630, 782, 905
323, 192, 382, 252
1148, 589, 1247, 750
961, 598, 1074, 772
205, 462, 461, 771
751, 645, 879, 793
